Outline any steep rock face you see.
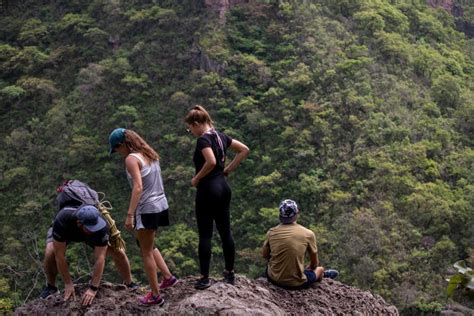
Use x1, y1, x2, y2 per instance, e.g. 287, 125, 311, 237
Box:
427, 0, 463, 16
427, 0, 473, 37
191, 43, 227, 75
15, 275, 399, 315
204, 0, 249, 22
427, 0, 455, 12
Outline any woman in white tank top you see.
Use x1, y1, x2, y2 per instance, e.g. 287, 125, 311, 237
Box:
108, 128, 178, 305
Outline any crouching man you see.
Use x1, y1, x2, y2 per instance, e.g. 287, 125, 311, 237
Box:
41, 205, 138, 305
262, 199, 338, 289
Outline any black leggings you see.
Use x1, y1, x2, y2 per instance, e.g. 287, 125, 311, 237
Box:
195, 176, 234, 277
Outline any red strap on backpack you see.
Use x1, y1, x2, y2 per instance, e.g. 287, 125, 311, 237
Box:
56, 180, 72, 193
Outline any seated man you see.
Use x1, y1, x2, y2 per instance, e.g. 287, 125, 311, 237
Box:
262, 199, 338, 289
41, 203, 138, 306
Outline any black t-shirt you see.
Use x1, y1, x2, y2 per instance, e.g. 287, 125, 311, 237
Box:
194, 129, 232, 183
52, 207, 109, 247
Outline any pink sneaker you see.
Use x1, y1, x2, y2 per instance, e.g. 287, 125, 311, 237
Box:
138, 291, 165, 306
159, 275, 179, 289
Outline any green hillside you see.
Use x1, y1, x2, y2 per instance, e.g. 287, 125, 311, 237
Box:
0, 0, 473, 313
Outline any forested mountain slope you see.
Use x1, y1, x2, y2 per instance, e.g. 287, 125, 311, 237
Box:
0, 0, 473, 314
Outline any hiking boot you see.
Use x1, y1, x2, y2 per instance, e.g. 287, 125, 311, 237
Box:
194, 277, 211, 290
223, 270, 235, 285
40, 284, 59, 299
138, 291, 165, 306
323, 269, 339, 279
160, 275, 178, 289
125, 281, 139, 291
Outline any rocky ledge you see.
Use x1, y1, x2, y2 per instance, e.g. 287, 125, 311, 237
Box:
15, 275, 398, 315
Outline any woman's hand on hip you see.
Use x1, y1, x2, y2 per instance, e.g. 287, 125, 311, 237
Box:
191, 177, 199, 187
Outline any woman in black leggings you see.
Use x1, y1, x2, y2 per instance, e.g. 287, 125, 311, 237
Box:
185, 105, 249, 289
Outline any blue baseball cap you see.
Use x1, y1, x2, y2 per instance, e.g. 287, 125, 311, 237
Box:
76, 205, 107, 232
279, 199, 299, 224
108, 128, 126, 154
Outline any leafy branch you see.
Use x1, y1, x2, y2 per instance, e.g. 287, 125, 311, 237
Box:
446, 260, 474, 297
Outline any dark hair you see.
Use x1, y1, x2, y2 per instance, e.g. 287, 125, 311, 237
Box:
123, 129, 160, 163
184, 105, 214, 126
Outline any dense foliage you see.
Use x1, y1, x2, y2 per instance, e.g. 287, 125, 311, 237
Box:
0, 0, 473, 314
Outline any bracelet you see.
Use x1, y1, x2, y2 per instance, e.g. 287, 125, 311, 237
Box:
89, 284, 99, 291
127, 214, 134, 217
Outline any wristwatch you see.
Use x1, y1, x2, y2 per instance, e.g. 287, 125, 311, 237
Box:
89, 284, 99, 292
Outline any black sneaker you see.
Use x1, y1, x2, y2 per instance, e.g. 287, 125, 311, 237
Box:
195, 277, 211, 290
323, 269, 339, 279
125, 281, 139, 291
223, 270, 235, 285
40, 284, 59, 299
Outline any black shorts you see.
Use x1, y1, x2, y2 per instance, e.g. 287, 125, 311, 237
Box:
135, 210, 169, 230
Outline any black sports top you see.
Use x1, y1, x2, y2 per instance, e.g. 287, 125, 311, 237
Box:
194, 129, 232, 183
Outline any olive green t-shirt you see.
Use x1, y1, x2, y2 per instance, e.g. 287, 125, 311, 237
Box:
263, 223, 318, 287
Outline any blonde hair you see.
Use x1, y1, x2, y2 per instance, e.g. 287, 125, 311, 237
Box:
184, 105, 214, 126
123, 129, 160, 162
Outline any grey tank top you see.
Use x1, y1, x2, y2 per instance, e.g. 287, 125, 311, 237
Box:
126, 153, 169, 214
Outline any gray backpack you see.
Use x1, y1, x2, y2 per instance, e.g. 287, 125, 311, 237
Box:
55, 179, 126, 250
56, 179, 99, 209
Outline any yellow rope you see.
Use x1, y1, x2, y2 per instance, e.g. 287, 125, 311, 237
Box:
97, 192, 126, 251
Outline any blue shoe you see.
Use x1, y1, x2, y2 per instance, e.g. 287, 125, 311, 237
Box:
125, 281, 139, 291
323, 269, 339, 279
40, 284, 59, 299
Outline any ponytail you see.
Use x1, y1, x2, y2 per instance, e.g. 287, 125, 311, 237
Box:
184, 105, 214, 126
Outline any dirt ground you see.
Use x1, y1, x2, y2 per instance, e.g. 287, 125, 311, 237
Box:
15, 275, 399, 315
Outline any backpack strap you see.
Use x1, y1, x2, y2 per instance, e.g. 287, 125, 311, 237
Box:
205, 128, 225, 162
